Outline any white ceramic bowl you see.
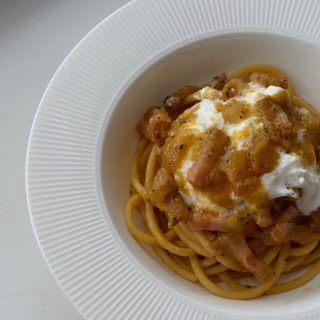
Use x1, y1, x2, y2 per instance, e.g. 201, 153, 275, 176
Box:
27, 1, 320, 319
101, 31, 320, 319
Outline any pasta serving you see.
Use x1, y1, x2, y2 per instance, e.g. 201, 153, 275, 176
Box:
125, 64, 320, 299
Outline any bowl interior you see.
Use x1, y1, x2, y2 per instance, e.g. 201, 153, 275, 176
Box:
101, 32, 320, 318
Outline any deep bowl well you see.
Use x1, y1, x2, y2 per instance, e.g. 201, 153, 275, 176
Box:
100, 32, 320, 318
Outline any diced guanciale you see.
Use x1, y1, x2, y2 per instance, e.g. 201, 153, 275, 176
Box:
147, 167, 177, 204
222, 100, 250, 124
270, 222, 295, 243
250, 72, 288, 89
277, 206, 299, 224
207, 167, 228, 186
166, 192, 190, 228
219, 149, 252, 195
255, 97, 292, 141
262, 206, 299, 245
138, 107, 171, 145
274, 110, 292, 132
255, 209, 273, 228
147, 168, 189, 227
187, 128, 228, 187
248, 133, 278, 175
222, 78, 246, 100
161, 128, 191, 173
209, 72, 228, 90
220, 233, 273, 282
192, 210, 230, 232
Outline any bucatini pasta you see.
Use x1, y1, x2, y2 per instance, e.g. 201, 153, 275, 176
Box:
125, 64, 320, 299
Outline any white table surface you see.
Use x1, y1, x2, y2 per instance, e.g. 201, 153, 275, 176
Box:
0, 0, 130, 318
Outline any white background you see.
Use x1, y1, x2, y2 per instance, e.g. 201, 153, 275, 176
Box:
0, 0, 129, 318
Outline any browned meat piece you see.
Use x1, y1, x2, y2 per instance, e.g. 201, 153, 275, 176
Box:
219, 149, 249, 182
230, 178, 256, 196
250, 72, 284, 87
255, 97, 276, 116
262, 222, 295, 245
255, 97, 292, 142
192, 211, 230, 232
248, 133, 278, 175
222, 78, 246, 100
277, 206, 299, 223
222, 100, 250, 124
270, 222, 295, 243
147, 168, 190, 228
209, 72, 228, 90
147, 167, 177, 204
192, 206, 258, 234
274, 110, 292, 132
161, 128, 191, 173
137, 107, 171, 145
219, 149, 252, 195
163, 85, 199, 108
166, 192, 190, 228
207, 167, 228, 186
221, 233, 272, 282
255, 209, 273, 228
187, 128, 228, 187
262, 206, 298, 245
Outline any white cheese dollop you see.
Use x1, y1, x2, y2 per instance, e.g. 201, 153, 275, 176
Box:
194, 99, 224, 132
261, 151, 320, 215
238, 84, 286, 105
